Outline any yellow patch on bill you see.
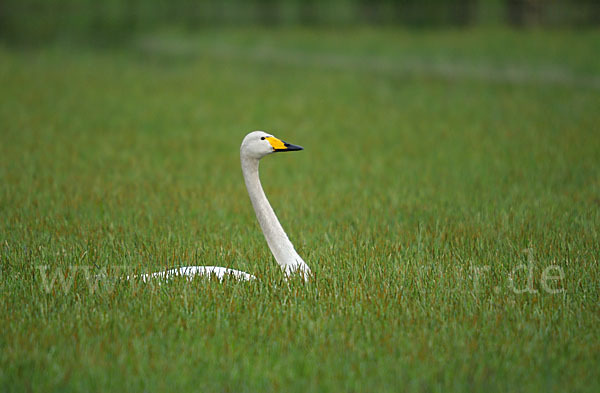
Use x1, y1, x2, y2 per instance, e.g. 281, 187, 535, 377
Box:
266, 136, 287, 150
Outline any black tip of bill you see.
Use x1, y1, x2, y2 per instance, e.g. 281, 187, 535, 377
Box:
276, 142, 304, 152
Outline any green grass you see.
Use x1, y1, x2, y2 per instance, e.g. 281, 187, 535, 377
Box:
1, 28, 599, 392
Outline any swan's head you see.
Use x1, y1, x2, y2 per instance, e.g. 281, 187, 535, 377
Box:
240, 131, 303, 160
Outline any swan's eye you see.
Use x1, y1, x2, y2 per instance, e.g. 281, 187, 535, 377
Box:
261, 137, 265, 140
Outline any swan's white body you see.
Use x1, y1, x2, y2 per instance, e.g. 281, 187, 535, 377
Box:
136, 266, 255, 282
135, 131, 311, 282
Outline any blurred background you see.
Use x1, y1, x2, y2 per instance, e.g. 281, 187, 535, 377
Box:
1, 0, 599, 45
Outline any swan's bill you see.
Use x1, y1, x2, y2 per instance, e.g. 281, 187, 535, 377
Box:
265, 136, 304, 152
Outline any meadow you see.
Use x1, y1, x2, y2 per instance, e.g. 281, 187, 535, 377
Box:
1, 28, 599, 392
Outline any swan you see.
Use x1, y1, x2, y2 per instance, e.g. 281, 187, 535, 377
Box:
135, 131, 312, 282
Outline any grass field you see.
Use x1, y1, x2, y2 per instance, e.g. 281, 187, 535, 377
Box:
1, 28, 599, 392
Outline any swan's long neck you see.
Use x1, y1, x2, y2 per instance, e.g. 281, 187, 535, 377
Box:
241, 156, 311, 279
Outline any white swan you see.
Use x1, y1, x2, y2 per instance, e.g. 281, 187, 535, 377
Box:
135, 131, 312, 282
